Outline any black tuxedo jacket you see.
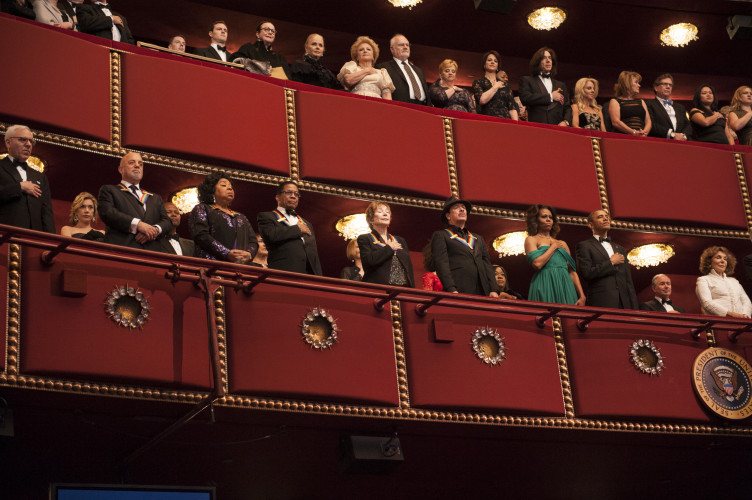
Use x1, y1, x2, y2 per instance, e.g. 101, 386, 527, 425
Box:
160, 235, 195, 257
431, 226, 498, 296
1, 0, 35, 19
76, 3, 134, 44
0, 157, 55, 233
357, 230, 415, 288
97, 184, 171, 250
639, 298, 685, 313
646, 98, 692, 140
576, 237, 638, 309
518, 75, 572, 125
194, 46, 227, 61
376, 59, 432, 105
257, 210, 322, 275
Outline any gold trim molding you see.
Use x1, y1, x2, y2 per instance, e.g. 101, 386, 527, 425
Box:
734, 152, 752, 232
391, 301, 410, 408
214, 287, 228, 393
590, 137, 610, 213
110, 51, 122, 149
552, 318, 574, 418
443, 118, 459, 197
284, 88, 300, 181
5, 244, 21, 375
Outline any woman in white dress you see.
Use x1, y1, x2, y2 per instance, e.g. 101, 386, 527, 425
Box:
337, 36, 394, 99
695, 246, 752, 318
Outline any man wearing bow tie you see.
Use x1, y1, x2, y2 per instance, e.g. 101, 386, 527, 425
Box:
76, 0, 134, 45
576, 209, 638, 309
194, 21, 230, 62
518, 46, 571, 126
98, 152, 171, 250
0, 124, 55, 233
646, 74, 692, 141
160, 201, 195, 257
639, 274, 685, 313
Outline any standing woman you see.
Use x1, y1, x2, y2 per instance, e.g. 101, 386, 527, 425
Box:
728, 85, 752, 146
572, 78, 606, 131
337, 36, 394, 99
524, 204, 585, 305
609, 71, 651, 136
33, 0, 75, 30
689, 84, 734, 145
60, 192, 104, 241
340, 239, 364, 281
429, 59, 476, 113
472, 50, 519, 120
357, 202, 414, 287
696, 246, 752, 318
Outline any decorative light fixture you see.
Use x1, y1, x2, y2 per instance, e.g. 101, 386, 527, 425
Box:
387, 0, 422, 9
627, 243, 675, 269
471, 327, 506, 366
335, 213, 371, 240
527, 7, 567, 31
171, 187, 199, 214
492, 231, 528, 257
659, 23, 699, 47
0, 153, 46, 172
629, 339, 665, 376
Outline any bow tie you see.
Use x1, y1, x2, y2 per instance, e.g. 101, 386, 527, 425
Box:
661, 298, 672, 305
12, 159, 27, 170
168, 234, 180, 241
216, 46, 227, 52
663, 99, 673, 106
540, 73, 551, 79
94, 2, 109, 8
287, 209, 297, 217
599, 236, 611, 243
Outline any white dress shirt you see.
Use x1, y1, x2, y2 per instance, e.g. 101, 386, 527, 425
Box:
538, 74, 553, 102
593, 235, 615, 258
211, 43, 228, 62
393, 58, 423, 101
657, 97, 677, 137
695, 269, 752, 317
94, 2, 120, 42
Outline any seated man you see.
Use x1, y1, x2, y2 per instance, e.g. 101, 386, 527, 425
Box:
167, 34, 186, 53
160, 201, 194, 256
194, 21, 230, 62
639, 274, 685, 313
76, 0, 134, 45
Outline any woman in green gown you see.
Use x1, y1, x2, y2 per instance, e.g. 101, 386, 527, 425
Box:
524, 204, 586, 305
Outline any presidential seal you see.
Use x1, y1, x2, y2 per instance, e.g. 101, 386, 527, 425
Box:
692, 347, 752, 420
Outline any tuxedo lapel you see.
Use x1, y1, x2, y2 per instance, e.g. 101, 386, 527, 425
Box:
590, 237, 611, 261
390, 60, 408, 86
1, 159, 23, 183
652, 99, 671, 126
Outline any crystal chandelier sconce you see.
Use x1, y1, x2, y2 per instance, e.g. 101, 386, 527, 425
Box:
527, 7, 567, 31
388, 0, 422, 9
660, 23, 699, 47
492, 231, 528, 257
627, 243, 675, 269
171, 187, 200, 214
335, 213, 371, 240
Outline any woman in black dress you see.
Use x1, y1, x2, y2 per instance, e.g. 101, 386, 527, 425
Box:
690, 84, 735, 145
189, 172, 258, 263
429, 59, 476, 114
728, 86, 752, 146
60, 192, 104, 241
357, 202, 414, 287
493, 265, 525, 300
608, 71, 651, 136
472, 50, 519, 120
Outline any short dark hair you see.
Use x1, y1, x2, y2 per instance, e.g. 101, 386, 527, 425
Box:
587, 209, 608, 224
276, 180, 299, 194
256, 20, 274, 32
493, 265, 511, 292
481, 50, 501, 73
653, 73, 673, 88
197, 171, 231, 204
169, 34, 185, 44
529, 46, 557, 77
526, 204, 560, 237
693, 84, 719, 112
210, 21, 227, 32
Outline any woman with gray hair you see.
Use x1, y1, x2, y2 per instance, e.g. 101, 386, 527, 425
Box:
357, 202, 414, 287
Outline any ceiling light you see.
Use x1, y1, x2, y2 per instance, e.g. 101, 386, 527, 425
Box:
388, 0, 422, 9
0, 153, 46, 172
627, 243, 675, 269
335, 214, 371, 240
492, 231, 528, 257
527, 7, 566, 31
171, 187, 199, 214
660, 23, 699, 47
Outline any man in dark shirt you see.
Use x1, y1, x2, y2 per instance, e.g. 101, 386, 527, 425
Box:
290, 33, 341, 90
231, 21, 291, 79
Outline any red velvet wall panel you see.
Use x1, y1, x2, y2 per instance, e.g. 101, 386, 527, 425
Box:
602, 138, 746, 228
120, 54, 290, 174
402, 307, 565, 415
562, 319, 711, 422
0, 17, 111, 141
20, 248, 212, 389
226, 284, 399, 406
296, 91, 450, 198
453, 119, 601, 213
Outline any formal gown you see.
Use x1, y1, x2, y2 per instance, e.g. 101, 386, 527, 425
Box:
337, 61, 395, 98
527, 246, 578, 305
422, 271, 443, 291
189, 203, 258, 261
690, 109, 728, 144
578, 111, 602, 130
71, 229, 105, 242
615, 99, 646, 131
731, 109, 752, 146
429, 80, 476, 113
472, 77, 518, 118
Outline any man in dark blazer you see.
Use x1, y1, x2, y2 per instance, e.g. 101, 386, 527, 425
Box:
161, 201, 195, 257
431, 196, 498, 297
0, 124, 55, 233
98, 152, 171, 251
376, 34, 431, 106
76, 0, 134, 45
193, 21, 230, 62
646, 73, 692, 141
576, 209, 638, 309
518, 46, 572, 126
257, 181, 322, 275
639, 274, 685, 313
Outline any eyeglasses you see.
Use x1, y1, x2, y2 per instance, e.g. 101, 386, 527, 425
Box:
11, 137, 36, 145
281, 190, 300, 198
657, 82, 673, 87
260, 27, 277, 34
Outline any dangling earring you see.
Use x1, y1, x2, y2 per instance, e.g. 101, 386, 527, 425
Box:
73, 214, 79, 223
211, 194, 216, 204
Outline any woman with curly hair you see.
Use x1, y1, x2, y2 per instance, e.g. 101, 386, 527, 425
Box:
337, 36, 394, 99
695, 246, 751, 318
60, 192, 104, 241
571, 77, 606, 131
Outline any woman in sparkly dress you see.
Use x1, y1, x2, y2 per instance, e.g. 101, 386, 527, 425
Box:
571, 77, 606, 131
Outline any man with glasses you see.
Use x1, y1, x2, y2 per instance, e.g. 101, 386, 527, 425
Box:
646, 74, 692, 141
232, 21, 291, 79
257, 181, 322, 275
0, 125, 55, 233
194, 21, 229, 62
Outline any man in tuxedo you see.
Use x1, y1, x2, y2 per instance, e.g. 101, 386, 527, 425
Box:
0, 124, 55, 233
639, 274, 685, 313
59, 0, 83, 24
576, 209, 638, 309
257, 181, 322, 275
167, 35, 186, 53
430, 196, 498, 297
376, 34, 431, 106
646, 74, 692, 141
518, 46, 571, 126
98, 152, 171, 251
76, 0, 134, 45
160, 202, 194, 257
194, 21, 230, 62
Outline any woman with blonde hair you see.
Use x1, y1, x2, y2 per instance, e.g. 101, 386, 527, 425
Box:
728, 85, 752, 146
571, 78, 606, 131
696, 246, 752, 318
428, 59, 476, 113
609, 71, 651, 136
337, 36, 394, 99
340, 239, 364, 281
60, 192, 104, 241
357, 202, 414, 287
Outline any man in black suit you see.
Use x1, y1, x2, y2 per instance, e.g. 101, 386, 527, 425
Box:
0, 124, 55, 233
257, 181, 322, 275
59, 0, 82, 24
98, 152, 171, 251
161, 202, 194, 257
576, 209, 638, 309
431, 196, 498, 297
639, 274, 685, 313
193, 21, 230, 62
646, 73, 692, 141
518, 46, 571, 126
76, 1, 134, 45
376, 34, 431, 106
